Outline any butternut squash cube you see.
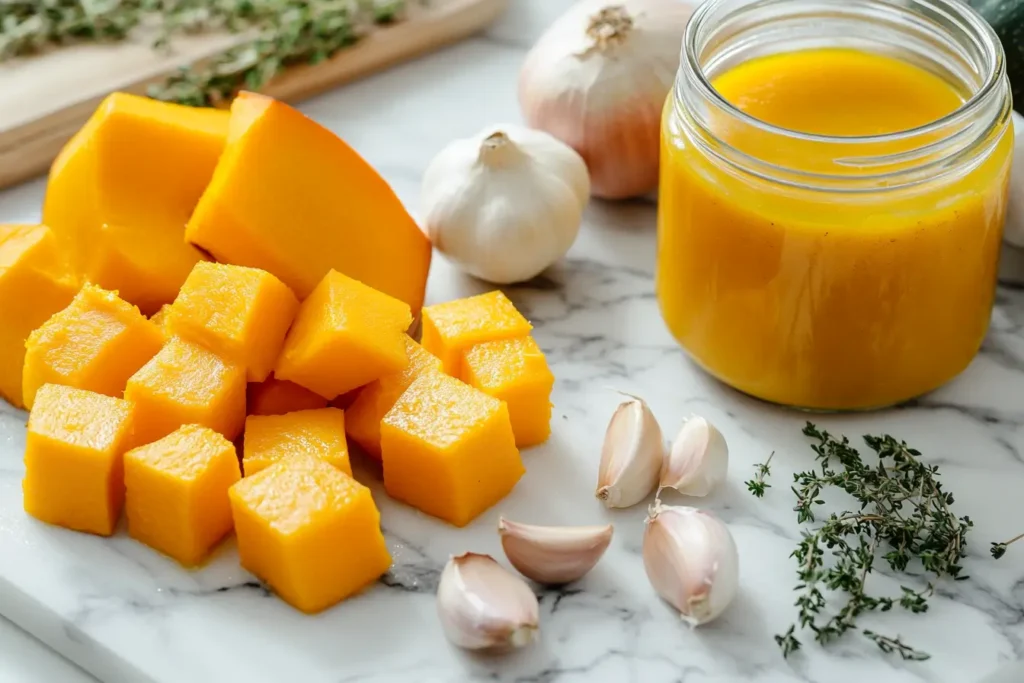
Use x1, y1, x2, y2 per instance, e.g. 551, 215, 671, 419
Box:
331, 389, 362, 410
124, 337, 246, 446
229, 457, 392, 613
380, 372, 524, 527
346, 338, 442, 459
243, 408, 351, 477
421, 291, 533, 375
275, 270, 413, 399
247, 375, 328, 416
42, 93, 228, 314
461, 337, 555, 448
166, 262, 299, 382
0, 225, 79, 408
22, 284, 164, 410
22, 384, 135, 536
124, 425, 240, 566
149, 304, 173, 334
186, 92, 432, 311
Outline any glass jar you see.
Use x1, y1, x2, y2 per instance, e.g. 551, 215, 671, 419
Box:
656, 0, 1013, 410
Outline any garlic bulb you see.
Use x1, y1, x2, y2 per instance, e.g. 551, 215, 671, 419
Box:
642, 503, 739, 626
498, 517, 614, 585
436, 552, 540, 651
660, 416, 729, 497
421, 125, 590, 284
1003, 111, 1024, 247
519, 0, 694, 199
596, 394, 664, 508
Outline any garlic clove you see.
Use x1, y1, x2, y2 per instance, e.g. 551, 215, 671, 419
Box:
498, 517, 614, 585
436, 552, 540, 651
596, 394, 664, 508
642, 503, 739, 626
659, 415, 730, 497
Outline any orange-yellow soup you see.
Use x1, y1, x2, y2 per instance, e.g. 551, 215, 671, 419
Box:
657, 48, 1012, 410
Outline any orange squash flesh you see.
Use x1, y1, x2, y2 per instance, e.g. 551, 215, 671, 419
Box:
166, 262, 299, 382
22, 284, 164, 410
275, 270, 413, 399
229, 457, 392, 613
22, 384, 136, 536
124, 337, 247, 446
461, 336, 555, 448
242, 408, 351, 477
247, 375, 328, 416
345, 337, 442, 459
185, 92, 432, 311
420, 291, 533, 376
124, 425, 240, 566
0, 225, 79, 408
380, 371, 524, 527
42, 93, 228, 314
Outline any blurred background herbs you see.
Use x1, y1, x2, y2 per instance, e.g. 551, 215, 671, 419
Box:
0, 0, 408, 106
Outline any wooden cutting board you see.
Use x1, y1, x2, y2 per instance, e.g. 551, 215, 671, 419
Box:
0, 0, 508, 190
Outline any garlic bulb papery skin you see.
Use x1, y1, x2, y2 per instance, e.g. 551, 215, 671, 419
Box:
660, 416, 729, 497
519, 0, 694, 199
642, 503, 739, 626
436, 552, 540, 651
596, 394, 665, 508
1003, 110, 1024, 247
420, 125, 590, 284
498, 517, 614, 585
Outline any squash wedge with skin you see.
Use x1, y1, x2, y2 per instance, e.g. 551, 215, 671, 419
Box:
42, 93, 229, 314
185, 92, 432, 312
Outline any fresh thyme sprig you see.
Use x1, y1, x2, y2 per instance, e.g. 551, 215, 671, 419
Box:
150, 0, 407, 106
991, 531, 1023, 559
0, 1, 407, 107
757, 422, 974, 661
745, 450, 774, 497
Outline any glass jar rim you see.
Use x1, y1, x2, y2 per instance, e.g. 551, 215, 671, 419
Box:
682, 0, 1006, 144
676, 0, 1012, 192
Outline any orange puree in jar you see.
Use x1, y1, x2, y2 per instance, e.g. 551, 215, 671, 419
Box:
657, 48, 1013, 410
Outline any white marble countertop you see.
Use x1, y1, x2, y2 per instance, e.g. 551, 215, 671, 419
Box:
2, 1, 1024, 681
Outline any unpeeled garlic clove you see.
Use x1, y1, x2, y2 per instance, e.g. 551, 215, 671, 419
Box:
642, 503, 739, 626
659, 415, 729, 497
498, 517, 614, 585
596, 394, 664, 508
436, 552, 539, 651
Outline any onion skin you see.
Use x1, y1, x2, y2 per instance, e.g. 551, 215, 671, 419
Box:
518, 0, 694, 200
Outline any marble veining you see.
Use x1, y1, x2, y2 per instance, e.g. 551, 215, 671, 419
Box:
2, 2, 1024, 681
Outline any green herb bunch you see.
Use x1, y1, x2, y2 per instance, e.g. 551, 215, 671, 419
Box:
0, 0, 407, 106
754, 423, 976, 661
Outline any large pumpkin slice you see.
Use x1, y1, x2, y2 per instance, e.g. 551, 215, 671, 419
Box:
185, 92, 432, 312
42, 93, 228, 314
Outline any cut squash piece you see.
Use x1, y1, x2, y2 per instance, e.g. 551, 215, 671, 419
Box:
22, 284, 164, 410
462, 337, 554, 448
247, 375, 328, 416
421, 291, 532, 375
229, 457, 392, 613
23, 384, 136, 536
242, 408, 351, 477
124, 425, 240, 566
185, 92, 432, 311
124, 337, 246, 446
346, 337, 442, 459
380, 372, 524, 527
167, 262, 298, 382
42, 92, 229, 313
0, 225, 79, 408
275, 270, 412, 399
